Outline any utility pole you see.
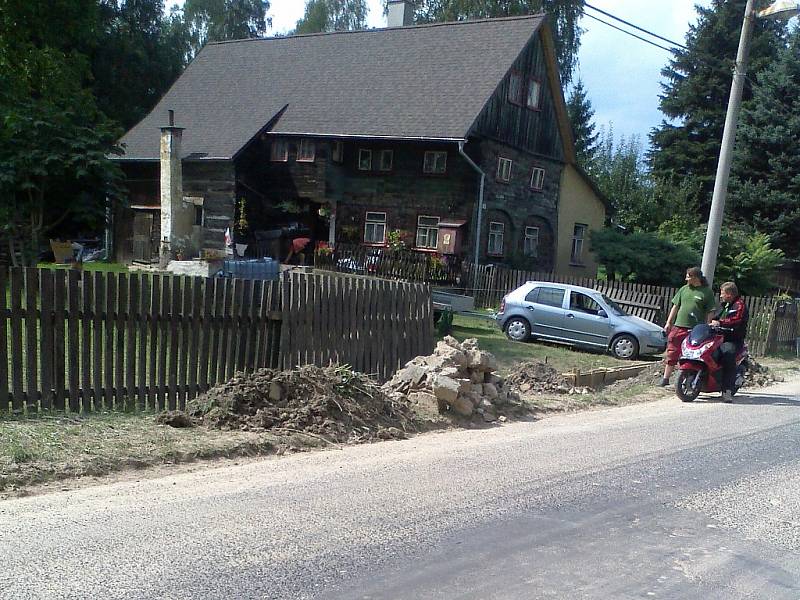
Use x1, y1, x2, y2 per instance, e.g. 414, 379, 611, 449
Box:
701, 0, 756, 287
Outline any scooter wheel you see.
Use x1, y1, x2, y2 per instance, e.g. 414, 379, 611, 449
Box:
676, 370, 702, 402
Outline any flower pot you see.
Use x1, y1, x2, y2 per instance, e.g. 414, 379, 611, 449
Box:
235, 243, 248, 257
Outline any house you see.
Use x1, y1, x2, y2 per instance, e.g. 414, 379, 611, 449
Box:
113, 0, 605, 275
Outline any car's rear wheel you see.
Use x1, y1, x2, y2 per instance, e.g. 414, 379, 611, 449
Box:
610, 333, 639, 359
505, 317, 531, 342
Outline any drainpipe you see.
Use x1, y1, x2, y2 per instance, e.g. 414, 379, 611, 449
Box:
457, 140, 485, 269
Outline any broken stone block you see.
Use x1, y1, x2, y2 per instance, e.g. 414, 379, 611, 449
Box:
485, 372, 503, 385
461, 337, 479, 351
470, 370, 485, 384
443, 335, 462, 350
449, 394, 474, 417
396, 365, 427, 386
471, 383, 484, 395
482, 383, 499, 399
457, 378, 472, 394
433, 375, 460, 404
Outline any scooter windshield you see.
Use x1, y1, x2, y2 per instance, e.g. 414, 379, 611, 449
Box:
688, 323, 713, 345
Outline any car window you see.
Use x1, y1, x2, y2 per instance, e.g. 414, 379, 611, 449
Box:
601, 294, 627, 316
535, 287, 565, 308
524, 288, 539, 303
569, 292, 602, 315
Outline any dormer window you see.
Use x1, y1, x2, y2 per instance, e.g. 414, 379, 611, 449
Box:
423, 151, 447, 174
270, 138, 288, 162
297, 139, 315, 162
526, 78, 542, 110
358, 149, 372, 171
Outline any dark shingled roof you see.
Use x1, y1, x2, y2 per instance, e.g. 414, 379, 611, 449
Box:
118, 15, 545, 160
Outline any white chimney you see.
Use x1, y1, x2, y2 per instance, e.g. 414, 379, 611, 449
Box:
387, 0, 414, 27
160, 109, 184, 266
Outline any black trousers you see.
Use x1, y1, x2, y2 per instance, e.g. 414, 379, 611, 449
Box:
720, 341, 742, 393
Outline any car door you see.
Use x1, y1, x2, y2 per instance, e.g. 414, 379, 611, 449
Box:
528, 286, 568, 339
564, 291, 613, 347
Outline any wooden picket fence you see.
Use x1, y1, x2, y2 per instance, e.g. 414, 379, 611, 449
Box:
0, 268, 434, 415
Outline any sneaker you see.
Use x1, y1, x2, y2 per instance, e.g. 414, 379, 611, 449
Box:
659, 377, 670, 387
722, 390, 733, 403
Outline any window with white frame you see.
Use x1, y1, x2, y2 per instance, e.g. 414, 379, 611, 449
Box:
364, 212, 386, 244
297, 138, 315, 162
332, 140, 344, 163
358, 148, 372, 171
379, 149, 393, 171
423, 151, 447, 174
530, 166, 545, 191
270, 138, 288, 162
571, 223, 587, 264
524, 226, 539, 257
488, 222, 504, 255
526, 78, 542, 110
416, 216, 440, 249
497, 157, 513, 182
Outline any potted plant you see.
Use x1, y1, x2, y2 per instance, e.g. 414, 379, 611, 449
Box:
235, 197, 250, 257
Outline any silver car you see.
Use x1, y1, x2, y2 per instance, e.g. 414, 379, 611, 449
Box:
495, 281, 667, 359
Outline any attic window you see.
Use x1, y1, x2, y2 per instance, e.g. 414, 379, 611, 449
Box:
270, 138, 288, 162
423, 151, 447, 174
527, 78, 542, 110
332, 140, 344, 163
297, 139, 315, 162
508, 71, 524, 106
530, 166, 545, 191
358, 149, 372, 171
379, 150, 393, 171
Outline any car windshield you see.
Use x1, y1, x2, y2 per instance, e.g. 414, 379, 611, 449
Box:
601, 295, 627, 316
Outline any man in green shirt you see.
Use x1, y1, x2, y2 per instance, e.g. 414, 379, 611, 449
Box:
660, 267, 716, 386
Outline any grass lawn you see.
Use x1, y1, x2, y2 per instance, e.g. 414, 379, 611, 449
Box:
37, 262, 129, 273
446, 314, 660, 375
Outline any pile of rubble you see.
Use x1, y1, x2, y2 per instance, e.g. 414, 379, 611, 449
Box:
383, 336, 522, 422
743, 359, 785, 387
504, 361, 573, 395
185, 365, 416, 443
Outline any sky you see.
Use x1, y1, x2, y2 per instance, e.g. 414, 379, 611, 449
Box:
173, 0, 716, 145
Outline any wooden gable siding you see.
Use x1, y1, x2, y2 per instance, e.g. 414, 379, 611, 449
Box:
469, 35, 563, 160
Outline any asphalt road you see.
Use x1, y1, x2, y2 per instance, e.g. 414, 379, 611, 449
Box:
2, 381, 800, 599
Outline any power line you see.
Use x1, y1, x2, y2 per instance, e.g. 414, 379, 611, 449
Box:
582, 12, 677, 53
584, 2, 689, 51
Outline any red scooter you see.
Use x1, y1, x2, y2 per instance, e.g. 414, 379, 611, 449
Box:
675, 324, 749, 402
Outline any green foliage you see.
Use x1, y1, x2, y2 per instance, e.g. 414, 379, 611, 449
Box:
295, 0, 369, 34
730, 27, 800, 261
565, 78, 598, 168
715, 232, 783, 297
387, 229, 412, 251
589, 228, 699, 286
183, 0, 272, 55
436, 308, 454, 337
404, 0, 585, 84
649, 0, 786, 214
656, 218, 784, 296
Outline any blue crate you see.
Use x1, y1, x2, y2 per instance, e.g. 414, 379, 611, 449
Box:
221, 258, 280, 280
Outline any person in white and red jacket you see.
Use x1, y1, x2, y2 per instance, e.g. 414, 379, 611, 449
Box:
710, 281, 749, 402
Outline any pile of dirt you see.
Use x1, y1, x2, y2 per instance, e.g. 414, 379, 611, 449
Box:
601, 363, 665, 394
186, 365, 416, 443
743, 359, 784, 387
383, 336, 525, 422
505, 361, 572, 394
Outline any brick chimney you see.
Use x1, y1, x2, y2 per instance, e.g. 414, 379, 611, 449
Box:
159, 109, 184, 266
387, 0, 414, 27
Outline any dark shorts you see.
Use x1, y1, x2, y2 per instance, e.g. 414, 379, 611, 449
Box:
666, 327, 690, 365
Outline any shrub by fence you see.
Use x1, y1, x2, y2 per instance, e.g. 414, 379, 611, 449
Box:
0, 268, 433, 415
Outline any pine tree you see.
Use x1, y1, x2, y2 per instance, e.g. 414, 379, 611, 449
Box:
565, 79, 597, 167
648, 0, 785, 216
730, 28, 800, 260
408, 0, 585, 85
